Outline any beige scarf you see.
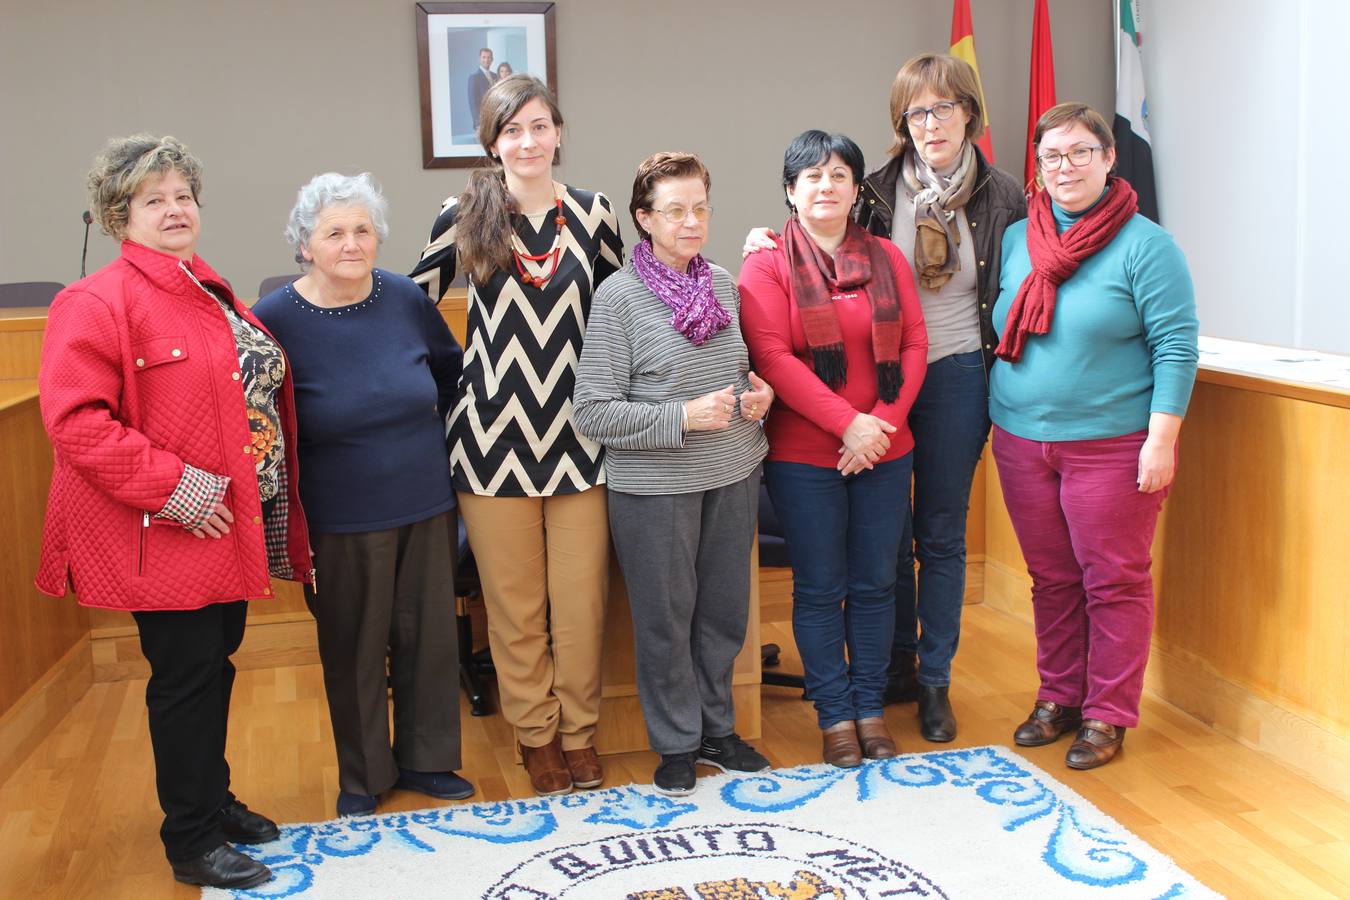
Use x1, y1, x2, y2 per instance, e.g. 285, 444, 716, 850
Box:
902, 141, 978, 291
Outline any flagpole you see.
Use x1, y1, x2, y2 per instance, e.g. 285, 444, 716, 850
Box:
1114, 0, 1121, 85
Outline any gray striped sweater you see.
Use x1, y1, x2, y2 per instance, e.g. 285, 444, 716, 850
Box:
573, 260, 767, 495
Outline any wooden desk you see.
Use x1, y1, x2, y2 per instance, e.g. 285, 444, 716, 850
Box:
0, 384, 91, 784
977, 348, 1350, 799
437, 288, 468, 340
0, 310, 48, 379
0, 382, 84, 715
0, 307, 50, 320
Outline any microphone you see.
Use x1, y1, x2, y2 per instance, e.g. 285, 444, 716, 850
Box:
81, 211, 92, 278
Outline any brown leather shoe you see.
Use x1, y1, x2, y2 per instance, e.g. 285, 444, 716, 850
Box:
1065, 719, 1126, 770
856, 717, 897, 760
1013, 700, 1083, 747
562, 746, 604, 789
821, 721, 862, 768
519, 737, 573, 796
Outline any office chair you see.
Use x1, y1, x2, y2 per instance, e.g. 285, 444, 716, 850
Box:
455, 517, 495, 716
257, 274, 299, 298
758, 478, 807, 698
0, 281, 62, 308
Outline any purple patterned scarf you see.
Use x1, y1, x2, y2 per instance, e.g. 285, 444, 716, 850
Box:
631, 239, 729, 345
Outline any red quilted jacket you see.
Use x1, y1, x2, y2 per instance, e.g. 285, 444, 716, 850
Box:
36, 241, 313, 611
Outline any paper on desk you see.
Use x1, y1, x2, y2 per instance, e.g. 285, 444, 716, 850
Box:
1198, 336, 1350, 390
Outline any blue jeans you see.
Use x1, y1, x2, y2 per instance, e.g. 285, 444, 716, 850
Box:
765, 455, 911, 729
892, 350, 990, 687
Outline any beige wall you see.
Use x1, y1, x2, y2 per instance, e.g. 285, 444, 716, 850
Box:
0, 0, 1111, 294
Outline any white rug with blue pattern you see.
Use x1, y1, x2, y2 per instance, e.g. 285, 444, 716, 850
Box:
206, 745, 1221, 899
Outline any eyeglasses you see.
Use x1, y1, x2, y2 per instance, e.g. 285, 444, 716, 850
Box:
1037, 145, 1104, 171
902, 101, 963, 128
647, 203, 713, 224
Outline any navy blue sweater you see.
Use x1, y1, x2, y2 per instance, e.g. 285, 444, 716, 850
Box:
254, 269, 463, 533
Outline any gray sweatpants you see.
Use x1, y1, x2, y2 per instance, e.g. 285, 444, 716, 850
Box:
608, 469, 759, 755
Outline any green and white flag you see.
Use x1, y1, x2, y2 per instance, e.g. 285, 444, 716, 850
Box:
1114, 0, 1159, 221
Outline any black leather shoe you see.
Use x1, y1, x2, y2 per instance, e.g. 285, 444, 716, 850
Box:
883, 653, 920, 705
218, 797, 280, 844
917, 685, 957, 742
171, 844, 271, 889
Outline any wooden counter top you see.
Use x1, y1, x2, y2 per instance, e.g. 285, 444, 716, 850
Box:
0, 379, 38, 416
0, 307, 49, 327
1198, 336, 1350, 409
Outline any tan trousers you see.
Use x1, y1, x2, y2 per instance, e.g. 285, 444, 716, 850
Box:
457, 486, 609, 750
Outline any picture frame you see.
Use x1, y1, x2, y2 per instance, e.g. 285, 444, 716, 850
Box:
415, 2, 557, 169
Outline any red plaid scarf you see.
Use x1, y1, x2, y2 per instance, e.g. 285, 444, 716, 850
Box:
781, 216, 903, 403
996, 176, 1139, 362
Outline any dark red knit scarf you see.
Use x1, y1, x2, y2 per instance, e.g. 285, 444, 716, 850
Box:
996, 176, 1139, 363
781, 215, 903, 402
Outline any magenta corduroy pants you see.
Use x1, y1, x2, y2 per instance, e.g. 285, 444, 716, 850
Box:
992, 425, 1170, 727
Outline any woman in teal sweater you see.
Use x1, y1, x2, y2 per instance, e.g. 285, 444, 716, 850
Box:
990, 103, 1197, 771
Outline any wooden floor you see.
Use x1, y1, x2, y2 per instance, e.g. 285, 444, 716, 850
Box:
3, 570, 1348, 898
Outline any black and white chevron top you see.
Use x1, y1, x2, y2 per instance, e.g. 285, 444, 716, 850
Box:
411, 186, 624, 497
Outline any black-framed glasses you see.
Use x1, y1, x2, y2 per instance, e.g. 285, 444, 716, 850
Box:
647, 203, 713, 224
1037, 145, 1104, 171
902, 100, 963, 128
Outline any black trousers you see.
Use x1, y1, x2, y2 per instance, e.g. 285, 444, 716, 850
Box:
132, 599, 247, 862
304, 510, 462, 796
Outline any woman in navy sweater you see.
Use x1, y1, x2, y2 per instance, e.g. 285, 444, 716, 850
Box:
254, 173, 469, 817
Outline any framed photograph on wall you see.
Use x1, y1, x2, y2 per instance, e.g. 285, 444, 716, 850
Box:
415, 2, 557, 169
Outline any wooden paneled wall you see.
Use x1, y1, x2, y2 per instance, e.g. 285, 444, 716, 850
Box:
0, 310, 46, 380
980, 374, 1350, 798
0, 387, 88, 717
0, 387, 92, 784
1151, 381, 1349, 731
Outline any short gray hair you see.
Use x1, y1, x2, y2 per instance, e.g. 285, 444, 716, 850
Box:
284, 172, 389, 268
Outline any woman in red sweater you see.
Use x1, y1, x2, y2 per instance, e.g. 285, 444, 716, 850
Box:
739, 131, 927, 767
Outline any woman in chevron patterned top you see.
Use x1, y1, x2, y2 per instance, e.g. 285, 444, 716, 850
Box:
411, 75, 623, 797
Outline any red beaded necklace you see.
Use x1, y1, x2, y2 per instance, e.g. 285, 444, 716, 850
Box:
511, 193, 567, 289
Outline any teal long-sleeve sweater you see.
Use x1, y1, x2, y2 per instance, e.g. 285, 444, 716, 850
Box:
990, 194, 1199, 442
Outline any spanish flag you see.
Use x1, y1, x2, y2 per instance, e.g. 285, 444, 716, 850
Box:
950, 0, 995, 163
1024, 0, 1057, 196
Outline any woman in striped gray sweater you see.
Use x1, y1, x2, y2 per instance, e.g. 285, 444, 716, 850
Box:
574, 152, 773, 796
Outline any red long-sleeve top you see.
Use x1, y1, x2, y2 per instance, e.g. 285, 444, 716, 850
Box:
738, 239, 928, 467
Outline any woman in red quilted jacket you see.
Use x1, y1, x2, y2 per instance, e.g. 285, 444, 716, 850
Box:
37, 135, 312, 891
